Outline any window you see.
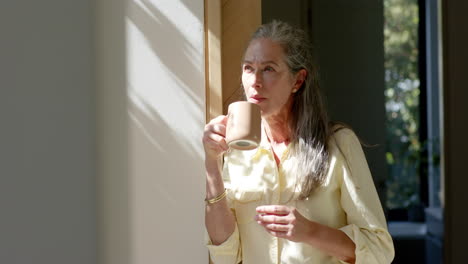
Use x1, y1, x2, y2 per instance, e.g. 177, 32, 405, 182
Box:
384, 0, 429, 221
384, 0, 442, 222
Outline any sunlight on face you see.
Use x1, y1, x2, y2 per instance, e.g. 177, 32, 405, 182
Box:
242, 38, 297, 117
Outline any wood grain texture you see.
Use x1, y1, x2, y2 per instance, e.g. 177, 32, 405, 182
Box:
222, 0, 261, 114
204, 0, 223, 121
204, 1, 261, 263
205, 0, 261, 122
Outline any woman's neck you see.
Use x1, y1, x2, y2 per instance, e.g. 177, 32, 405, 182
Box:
263, 106, 293, 145
264, 119, 290, 143
263, 109, 292, 166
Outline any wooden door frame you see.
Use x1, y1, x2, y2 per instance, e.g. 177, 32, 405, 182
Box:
204, 0, 223, 122
203, 1, 261, 263
204, 0, 261, 122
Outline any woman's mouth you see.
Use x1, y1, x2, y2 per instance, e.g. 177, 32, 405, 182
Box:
249, 95, 266, 104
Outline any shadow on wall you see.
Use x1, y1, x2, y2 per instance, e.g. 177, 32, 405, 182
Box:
128, 0, 204, 110
97, 0, 130, 263
122, 0, 206, 261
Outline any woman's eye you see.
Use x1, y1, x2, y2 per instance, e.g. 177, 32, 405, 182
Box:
243, 65, 254, 72
264, 66, 275, 72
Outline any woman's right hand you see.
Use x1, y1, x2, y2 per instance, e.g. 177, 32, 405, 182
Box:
202, 115, 229, 162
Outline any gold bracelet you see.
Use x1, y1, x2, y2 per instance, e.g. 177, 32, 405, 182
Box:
205, 189, 227, 205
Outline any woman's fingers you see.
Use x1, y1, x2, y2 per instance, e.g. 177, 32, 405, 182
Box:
262, 223, 291, 232
206, 133, 228, 150
207, 132, 225, 144
255, 205, 312, 243
257, 219, 292, 239
267, 230, 288, 238
203, 115, 229, 157
256, 205, 290, 215
211, 123, 226, 137
204, 116, 228, 140
209, 114, 228, 125
255, 213, 290, 224
204, 139, 226, 153
204, 123, 226, 136
255, 205, 293, 225
206, 115, 228, 134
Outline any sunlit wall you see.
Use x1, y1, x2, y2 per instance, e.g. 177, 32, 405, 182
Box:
96, 0, 207, 263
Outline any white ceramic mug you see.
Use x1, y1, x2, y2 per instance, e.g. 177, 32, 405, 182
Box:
225, 101, 261, 150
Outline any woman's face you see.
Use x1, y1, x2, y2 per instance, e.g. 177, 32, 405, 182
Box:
242, 38, 303, 118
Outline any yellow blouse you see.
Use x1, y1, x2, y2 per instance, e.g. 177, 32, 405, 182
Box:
206, 128, 395, 264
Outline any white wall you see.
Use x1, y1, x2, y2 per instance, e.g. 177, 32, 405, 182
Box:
96, 0, 207, 263
1, 0, 206, 263
0, 1, 96, 263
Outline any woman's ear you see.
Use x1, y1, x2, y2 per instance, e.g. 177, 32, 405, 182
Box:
292, 69, 307, 93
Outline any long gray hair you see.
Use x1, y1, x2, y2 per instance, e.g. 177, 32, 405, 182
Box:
247, 20, 334, 199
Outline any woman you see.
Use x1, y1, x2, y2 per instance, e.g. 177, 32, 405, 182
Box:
203, 20, 394, 264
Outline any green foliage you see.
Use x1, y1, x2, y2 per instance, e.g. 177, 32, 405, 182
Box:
384, 0, 421, 209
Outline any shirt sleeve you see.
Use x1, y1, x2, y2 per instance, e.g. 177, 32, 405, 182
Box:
205, 156, 242, 264
334, 129, 395, 264
206, 224, 242, 264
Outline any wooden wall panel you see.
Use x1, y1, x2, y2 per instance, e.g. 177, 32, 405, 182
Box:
204, 1, 261, 263
222, 0, 262, 114
204, 0, 261, 121
204, 0, 223, 121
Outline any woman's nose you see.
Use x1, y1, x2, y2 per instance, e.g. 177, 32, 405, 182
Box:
251, 70, 263, 88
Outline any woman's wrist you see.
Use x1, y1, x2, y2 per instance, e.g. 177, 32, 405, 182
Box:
305, 220, 319, 243
205, 157, 218, 168
303, 220, 356, 263
205, 155, 224, 190
205, 154, 223, 175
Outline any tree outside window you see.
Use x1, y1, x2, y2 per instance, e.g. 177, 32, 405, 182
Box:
384, 0, 423, 215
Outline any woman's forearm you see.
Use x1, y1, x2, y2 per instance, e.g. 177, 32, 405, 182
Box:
205, 158, 236, 245
305, 221, 356, 263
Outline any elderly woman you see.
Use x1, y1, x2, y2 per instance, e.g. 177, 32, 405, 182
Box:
202, 20, 394, 264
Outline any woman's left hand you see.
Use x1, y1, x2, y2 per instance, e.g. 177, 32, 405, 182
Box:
255, 205, 316, 243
